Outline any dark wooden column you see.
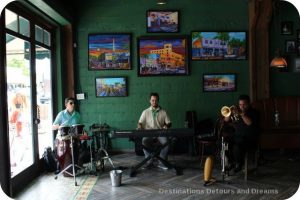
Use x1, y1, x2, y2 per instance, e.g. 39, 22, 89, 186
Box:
249, 0, 273, 101
61, 24, 75, 98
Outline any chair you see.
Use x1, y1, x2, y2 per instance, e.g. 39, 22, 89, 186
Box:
196, 118, 219, 167
244, 144, 260, 181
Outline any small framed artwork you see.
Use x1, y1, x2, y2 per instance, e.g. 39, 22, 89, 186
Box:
146, 10, 179, 33
285, 40, 296, 54
191, 31, 247, 60
294, 58, 300, 72
281, 21, 293, 35
137, 35, 189, 76
203, 74, 236, 92
88, 33, 131, 70
95, 77, 127, 97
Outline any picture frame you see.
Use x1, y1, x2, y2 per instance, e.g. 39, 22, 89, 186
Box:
137, 35, 189, 76
285, 40, 296, 54
203, 74, 237, 92
88, 33, 131, 70
95, 77, 127, 97
191, 31, 247, 60
146, 10, 179, 33
293, 57, 300, 72
281, 21, 293, 35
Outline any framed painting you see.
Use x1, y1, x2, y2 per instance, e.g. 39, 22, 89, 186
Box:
146, 10, 179, 33
95, 77, 127, 97
191, 31, 247, 60
137, 35, 189, 76
88, 33, 131, 70
285, 40, 296, 54
203, 74, 236, 92
281, 21, 293, 35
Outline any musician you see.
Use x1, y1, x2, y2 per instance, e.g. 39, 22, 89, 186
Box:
223, 94, 259, 173
137, 92, 171, 170
52, 97, 83, 174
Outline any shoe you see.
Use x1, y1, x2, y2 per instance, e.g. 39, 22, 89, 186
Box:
142, 162, 155, 169
157, 163, 168, 170
234, 164, 243, 173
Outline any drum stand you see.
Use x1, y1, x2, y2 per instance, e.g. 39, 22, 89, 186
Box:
220, 137, 230, 183
55, 134, 84, 186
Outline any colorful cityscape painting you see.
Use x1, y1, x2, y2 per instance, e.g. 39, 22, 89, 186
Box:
95, 77, 127, 97
192, 32, 247, 60
203, 74, 236, 92
138, 36, 188, 76
147, 10, 179, 33
89, 34, 131, 70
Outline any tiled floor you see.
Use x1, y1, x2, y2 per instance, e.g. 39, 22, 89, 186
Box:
14, 151, 300, 200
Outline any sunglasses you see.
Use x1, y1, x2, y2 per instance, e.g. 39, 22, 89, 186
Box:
69, 102, 75, 105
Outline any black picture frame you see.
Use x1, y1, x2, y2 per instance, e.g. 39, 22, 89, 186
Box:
88, 33, 132, 70
191, 31, 247, 60
285, 40, 296, 54
281, 21, 293, 35
203, 73, 237, 92
95, 77, 128, 97
137, 35, 189, 76
146, 10, 179, 33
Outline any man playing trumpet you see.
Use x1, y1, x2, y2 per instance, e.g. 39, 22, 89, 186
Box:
222, 94, 260, 173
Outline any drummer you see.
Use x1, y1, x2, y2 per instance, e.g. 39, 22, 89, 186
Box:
52, 97, 85, 169
52, 97, 82, 135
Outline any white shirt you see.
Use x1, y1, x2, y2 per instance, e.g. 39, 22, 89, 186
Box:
138, 106, 171, 129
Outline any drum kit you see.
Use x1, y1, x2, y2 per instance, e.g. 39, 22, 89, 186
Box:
54, 124, 85, 186
54, 123, 115, 186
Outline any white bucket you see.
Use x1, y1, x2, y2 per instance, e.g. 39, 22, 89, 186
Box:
110, 170, 122, 187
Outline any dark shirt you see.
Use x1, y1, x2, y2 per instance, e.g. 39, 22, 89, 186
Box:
233, 107, 260, 143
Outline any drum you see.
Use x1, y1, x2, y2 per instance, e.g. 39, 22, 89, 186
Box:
70, 124, 85, 136
55, 139, 71, 176
60, 126, 70, 137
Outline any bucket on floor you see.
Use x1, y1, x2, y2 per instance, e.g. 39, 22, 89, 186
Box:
110, 170, 122, 187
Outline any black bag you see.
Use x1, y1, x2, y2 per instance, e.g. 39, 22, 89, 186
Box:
42, 147, 59, 172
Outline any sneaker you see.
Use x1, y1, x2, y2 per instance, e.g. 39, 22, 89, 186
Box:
157, 163, 168, 170
142, 162, 155, 169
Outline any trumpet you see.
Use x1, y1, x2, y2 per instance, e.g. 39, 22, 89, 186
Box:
220, 105, 241, 121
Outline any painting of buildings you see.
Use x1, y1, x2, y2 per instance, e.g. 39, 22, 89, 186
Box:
89, 34, 131, 70
95, 77, 127, 97
138, 37, 188, 76
203, 74, 236, 92
192, 32, 246, 60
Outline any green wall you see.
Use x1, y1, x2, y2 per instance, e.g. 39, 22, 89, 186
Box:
270, 1, 300, 96
75, 0, 249, 150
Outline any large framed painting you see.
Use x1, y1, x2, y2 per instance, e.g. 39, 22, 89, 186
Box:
138, 35, 189, 76
191, 31, 247, 60
95, 77, 127, 97
146, 10, 179, 33
203, 74, 236, 92
88, 33, 131, 70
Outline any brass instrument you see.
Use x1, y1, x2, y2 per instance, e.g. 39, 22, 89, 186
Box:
220, 105, 241, 122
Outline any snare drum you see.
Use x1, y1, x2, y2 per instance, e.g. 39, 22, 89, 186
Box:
70, 124, 85, 136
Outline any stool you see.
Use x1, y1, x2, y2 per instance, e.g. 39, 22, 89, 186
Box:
198, 139, 215, 167
244, 146, 259, 181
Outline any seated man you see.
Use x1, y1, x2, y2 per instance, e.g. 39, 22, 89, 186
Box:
137, 92, 171, 170
223, 94, 259, 173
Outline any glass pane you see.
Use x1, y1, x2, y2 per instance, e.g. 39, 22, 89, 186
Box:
19, 16, 30, 37
5, 9, 18, 32
43, 30, 50, 46
36, 45, 53, 158
6, 34, 33, 177
35, 25, 43, 43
